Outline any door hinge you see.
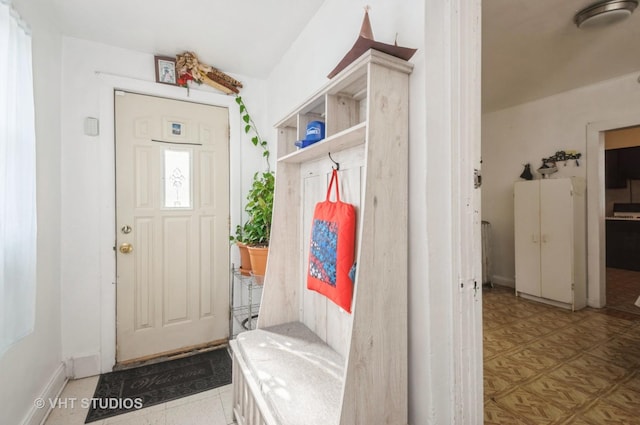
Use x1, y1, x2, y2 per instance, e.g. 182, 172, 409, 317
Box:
474, 169, 482, 189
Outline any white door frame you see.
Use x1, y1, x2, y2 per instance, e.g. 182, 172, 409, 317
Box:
424, 0, 483, 423
95, 74, 242, 373
586, 113, 640, 308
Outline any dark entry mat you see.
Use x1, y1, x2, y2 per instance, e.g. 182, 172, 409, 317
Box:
85, 348, 232, 423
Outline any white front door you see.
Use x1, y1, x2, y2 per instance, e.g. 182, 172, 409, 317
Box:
115, 91, 230, 363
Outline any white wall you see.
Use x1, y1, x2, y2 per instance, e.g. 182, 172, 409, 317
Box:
0, 1, 65, 424
483, 72, 640, 287
59, 37, 268, 375
266, 0, 438, 423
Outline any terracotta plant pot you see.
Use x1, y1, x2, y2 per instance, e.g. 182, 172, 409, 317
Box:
247, 246, 269, 281
236, 242, 252, 276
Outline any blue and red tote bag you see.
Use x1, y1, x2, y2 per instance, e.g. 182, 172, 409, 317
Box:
307, 169, 357, 313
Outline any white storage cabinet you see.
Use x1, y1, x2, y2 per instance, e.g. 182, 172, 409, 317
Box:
514, 177, 586, 310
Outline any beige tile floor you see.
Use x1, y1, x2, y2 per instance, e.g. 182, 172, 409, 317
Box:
484, 270, 640, 425
43, 375, 234, 425
43, 268, 640, 425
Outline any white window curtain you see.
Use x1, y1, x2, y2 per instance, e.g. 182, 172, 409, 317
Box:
0, 0, 37, 357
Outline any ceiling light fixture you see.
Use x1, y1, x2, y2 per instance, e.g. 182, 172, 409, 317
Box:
575, 0, 638, 28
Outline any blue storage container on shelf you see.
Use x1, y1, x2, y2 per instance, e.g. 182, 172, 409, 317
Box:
295, 120, 325, 149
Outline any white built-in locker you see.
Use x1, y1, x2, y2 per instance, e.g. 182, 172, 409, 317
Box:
514, 177, 586, 310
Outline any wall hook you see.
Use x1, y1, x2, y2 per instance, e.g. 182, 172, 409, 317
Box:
328, 152, 340, 170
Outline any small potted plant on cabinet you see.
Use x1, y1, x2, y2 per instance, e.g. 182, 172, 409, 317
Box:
231, 96, 274, 280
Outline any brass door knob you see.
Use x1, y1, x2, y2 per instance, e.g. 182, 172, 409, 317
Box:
119, 243, 133, 254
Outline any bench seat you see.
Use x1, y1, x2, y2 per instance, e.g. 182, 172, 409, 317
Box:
231, 321, 345, 425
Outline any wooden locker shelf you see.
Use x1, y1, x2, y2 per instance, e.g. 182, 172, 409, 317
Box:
277, 122, 366, 164
230, 49, 413, 425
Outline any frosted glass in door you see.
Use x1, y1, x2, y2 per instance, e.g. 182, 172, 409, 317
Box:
540, 179, 573, 304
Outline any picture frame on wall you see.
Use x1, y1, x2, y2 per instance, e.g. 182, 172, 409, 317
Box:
155, 55, 177, 85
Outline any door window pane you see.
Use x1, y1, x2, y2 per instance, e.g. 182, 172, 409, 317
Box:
163, 149, 192, 208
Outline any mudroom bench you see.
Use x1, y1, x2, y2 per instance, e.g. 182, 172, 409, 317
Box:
230, 322, 344, 425
231, 50, 412, 425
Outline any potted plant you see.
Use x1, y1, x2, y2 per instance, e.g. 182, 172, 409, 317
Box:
242, 171, 274, 277
231, 96, 274, 278
231, 224, 252, 276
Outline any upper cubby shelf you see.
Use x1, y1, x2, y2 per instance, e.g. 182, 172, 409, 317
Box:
278, 122, 366, 163
275, 49, 413, 162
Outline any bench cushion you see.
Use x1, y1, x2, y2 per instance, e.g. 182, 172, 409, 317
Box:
234, 321, 345, 425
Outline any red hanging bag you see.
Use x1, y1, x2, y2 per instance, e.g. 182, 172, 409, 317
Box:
307, 169, 357, 313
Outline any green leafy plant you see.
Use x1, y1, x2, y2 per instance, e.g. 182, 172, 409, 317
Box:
235, 95, 270, 172
230, 96, 274, 247
241, 171, 274, 246
230, 224, 247, 244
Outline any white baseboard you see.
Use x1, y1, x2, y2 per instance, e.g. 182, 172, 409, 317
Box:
69, 354, 101, 379
21, 363, 67, 425
491, 275, 515, 288
517, 292, 573, 311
